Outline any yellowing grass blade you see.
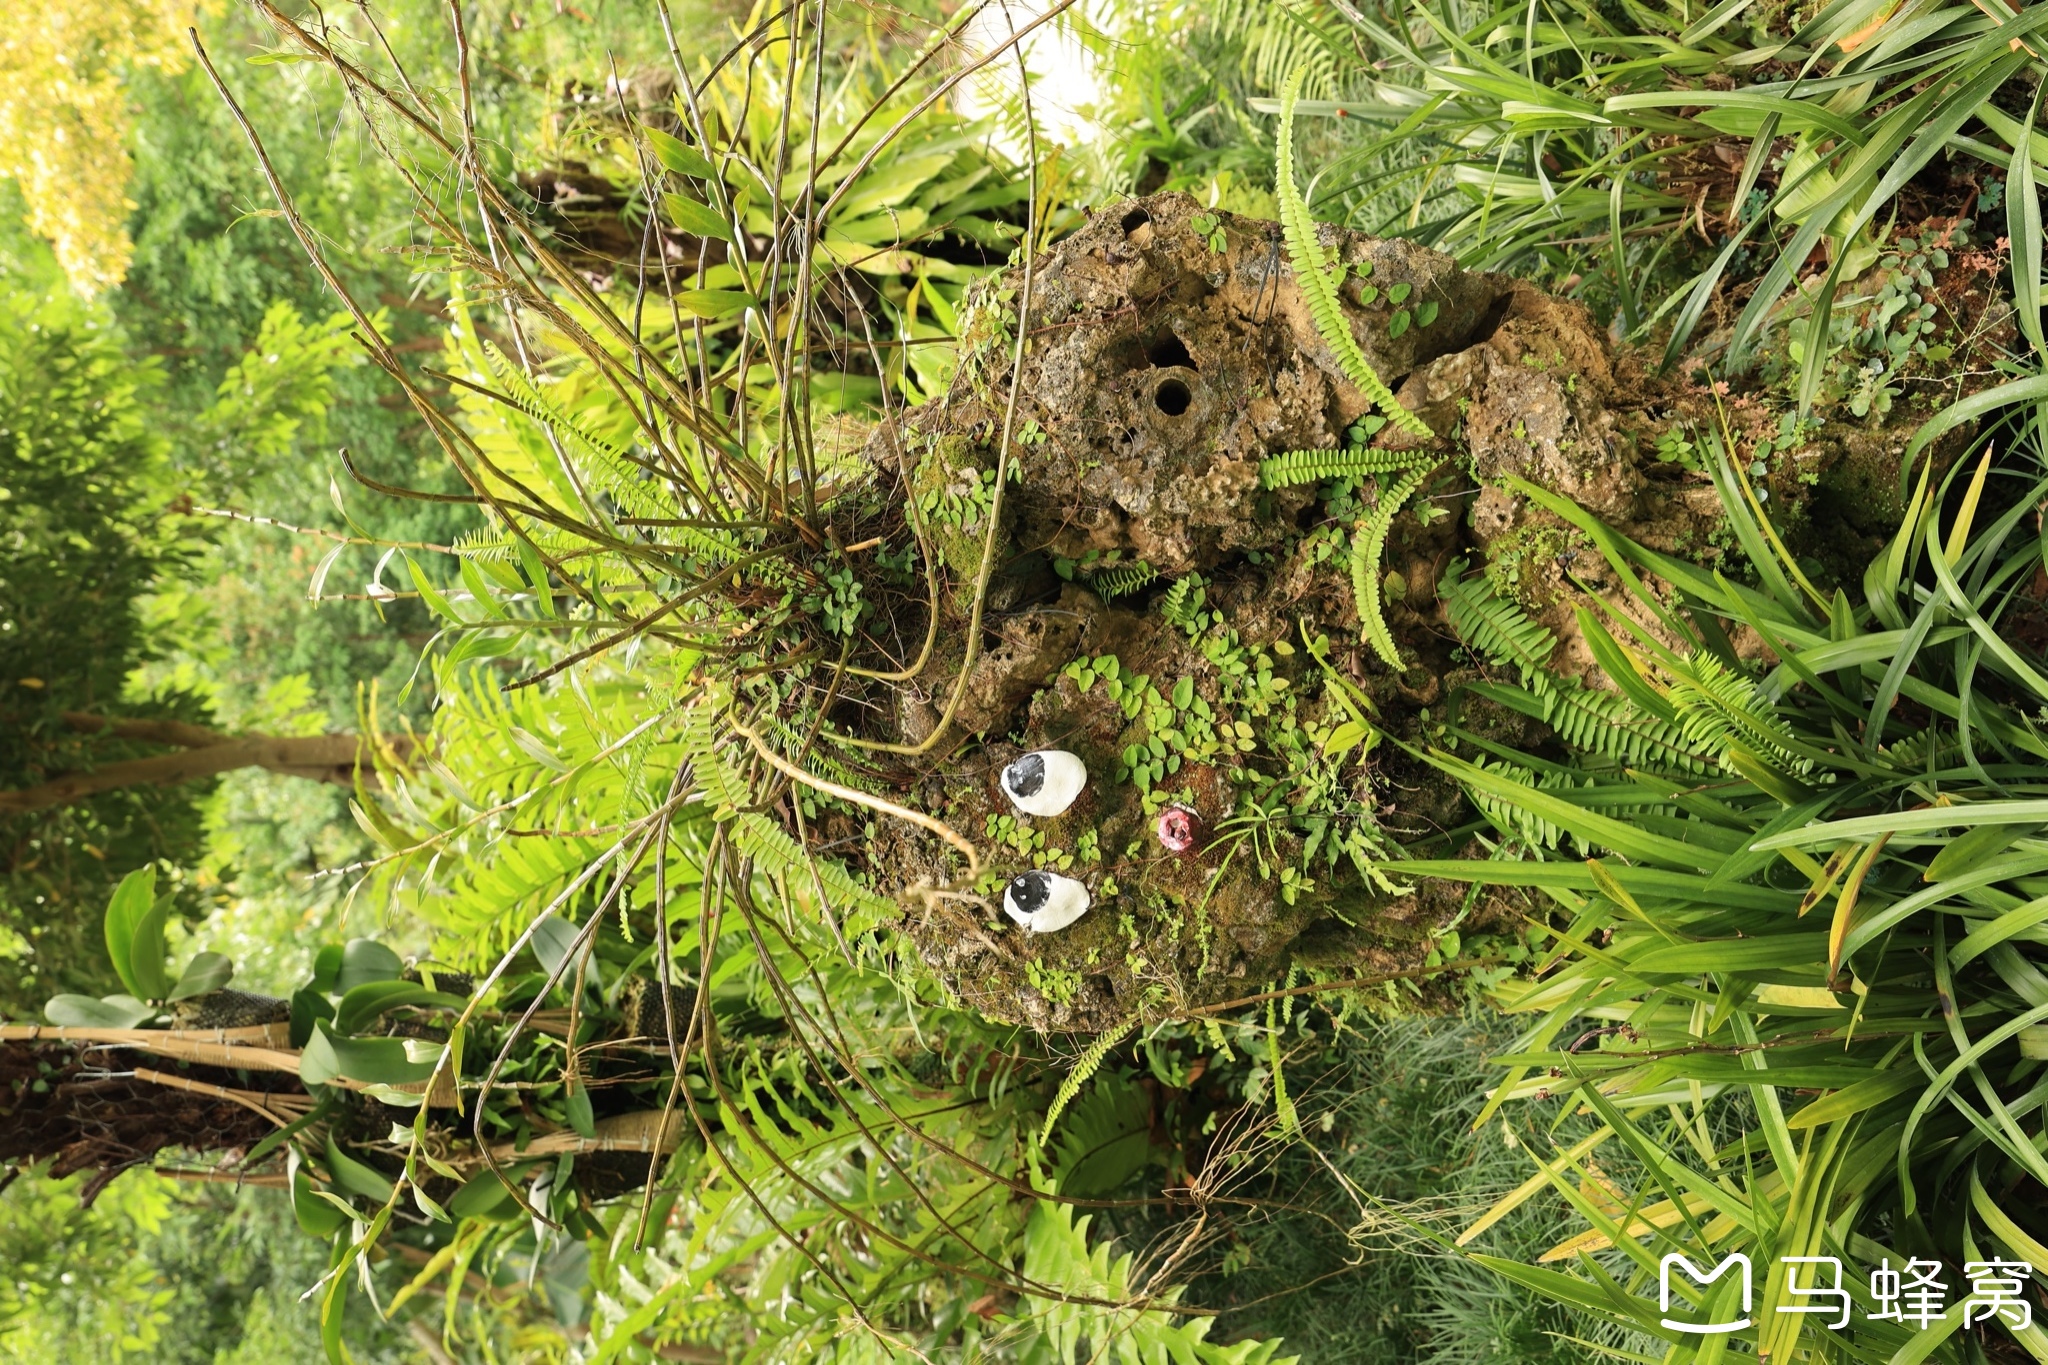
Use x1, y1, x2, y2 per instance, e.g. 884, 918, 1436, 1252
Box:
1457, 1128, 1612, 1247
1944, 446, 1996, 565
1800, 842, 1857, 917
1538, 1193, 1714, 1261
1829, 835, 1890, 979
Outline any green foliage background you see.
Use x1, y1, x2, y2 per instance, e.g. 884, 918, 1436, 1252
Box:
6, 0, 2048, 1360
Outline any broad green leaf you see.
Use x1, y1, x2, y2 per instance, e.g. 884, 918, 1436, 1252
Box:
675, 289, 754, 319
310, 943, 343, 994
290, 987, 335, 1049
125, 893, 173, 1003
448, 1166, 529, 1220
335, 939, 404, 994
101, 867, 160, 1000
300, 1020, 439, 1087
167, 951, 235, 1002
532, 916, 581, 979
662, 193, 732, 241
291, 1155, 350, 1238
45, 994, 156, 1028
325, 1133, 397, 1202
1323, 719, 1372, 757
565, 1078, 596, 1139
333, 981, 463, 1037
644, 127, 715, 180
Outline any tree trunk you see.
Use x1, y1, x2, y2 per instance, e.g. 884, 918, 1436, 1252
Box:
0, 713, 405, 815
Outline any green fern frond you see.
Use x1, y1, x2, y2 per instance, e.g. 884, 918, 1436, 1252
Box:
1259, 446, 1430, 489
1540, 682, 1708, 775
1047, 1070, 1151, 1196
667, 525, 794, 587
1265, 1000, 1299, 1137
1882, 728, 1958, 771
766, 717, 884, 793
680, 701, 892, 929
1039, 1014, 1139, 1146
734, 813, 894, 927
679, 701, 753, 815
1086, 559, 1157, 600
1352, 464, 1428, 669
452, 524, 590, 563
1664, 650, 1813, 778
1159, 574, 1204, 632
482, 343, 675, 521
1468, 756, 1585, 851
1438, 561, 1557, 680
1440, 567, 1707, 773
1276, 67, 1432, 440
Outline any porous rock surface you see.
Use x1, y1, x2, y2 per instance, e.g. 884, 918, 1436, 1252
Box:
836, 192, 1946, 1031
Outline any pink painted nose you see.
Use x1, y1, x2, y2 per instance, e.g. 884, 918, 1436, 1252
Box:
1157, 806, 1197, 852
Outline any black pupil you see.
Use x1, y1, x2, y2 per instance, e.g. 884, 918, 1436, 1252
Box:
1009, 874, 1049, 912
1007, 754, 1045, 797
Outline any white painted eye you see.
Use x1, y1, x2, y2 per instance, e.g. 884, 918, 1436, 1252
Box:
1002, 871, 1092, 933
999, 750, 1087, 818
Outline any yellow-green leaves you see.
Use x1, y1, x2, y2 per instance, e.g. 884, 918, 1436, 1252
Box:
644, 126, 716, 181
1925, 820, 2036, 883
662, 192, 731, 241
1827, 835, 1889, 979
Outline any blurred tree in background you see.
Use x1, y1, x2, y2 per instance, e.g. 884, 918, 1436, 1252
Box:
0, 285, 210, 1012
0, 0, 221, 292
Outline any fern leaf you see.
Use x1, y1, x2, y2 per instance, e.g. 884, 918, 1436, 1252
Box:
1664, 651, 1812, 778
1276, 67, 1433, 441
1038, 1015, 1139, 1146
1159, 574, 1204, 632
482, 343, 675, 521
679, 701, 752, 815
452, 524, 589, 564
1086, 559, 1157, 600
1467, 756, 1582, 852
767, 717, 883, 793
734, 814, 894, 925
1265, 1001, 1299, 1137
1260, 446, 1431, 490
1540, 682, 1708, 775
1352, 464, 1428, 670
1438, 561, 1558, 681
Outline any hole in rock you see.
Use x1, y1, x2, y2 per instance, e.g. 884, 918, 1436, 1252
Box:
1120, 207, 1152, 234
1147, 335, 1194, 370
1154, 378, 1192, 416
